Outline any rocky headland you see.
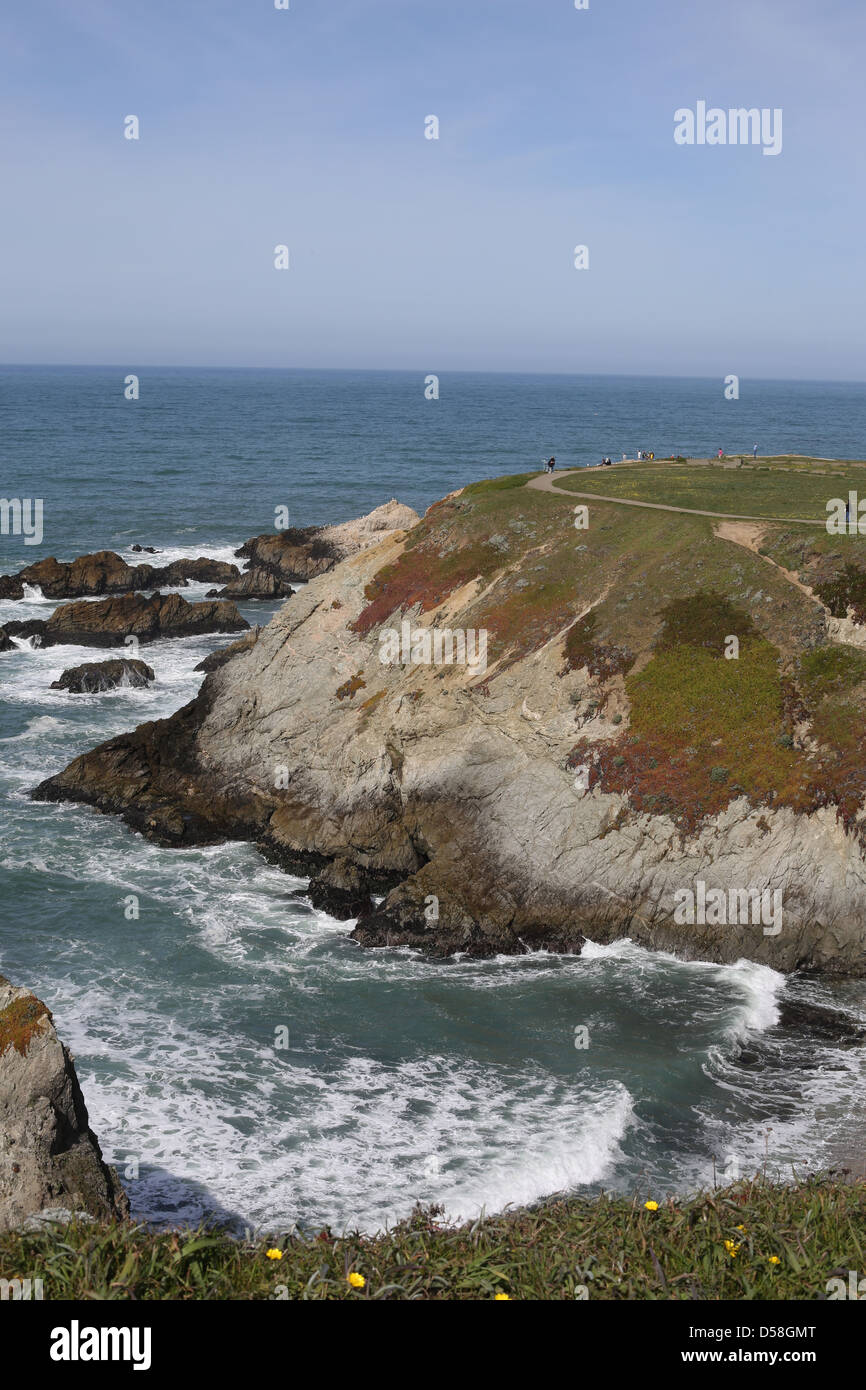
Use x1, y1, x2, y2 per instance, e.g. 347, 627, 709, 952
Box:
27, 465, 866, 973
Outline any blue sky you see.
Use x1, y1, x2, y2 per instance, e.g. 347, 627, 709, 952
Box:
0, 0, 863, 377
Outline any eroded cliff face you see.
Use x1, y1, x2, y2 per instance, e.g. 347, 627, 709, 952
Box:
31, 479, 866, 972
0, 976, 128, 1232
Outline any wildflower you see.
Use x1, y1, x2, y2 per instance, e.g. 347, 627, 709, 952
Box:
644, 1200, 659, 1211
768, 1255, 780, 1265
347, 1272, 366, 1289
723, 1240, 740, 1257
494, 1292, 510, 1300
735, 1224, 746, 1233
265, 1248, 283, 1261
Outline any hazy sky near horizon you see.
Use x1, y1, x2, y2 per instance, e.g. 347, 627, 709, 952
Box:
1, 0, 863, 378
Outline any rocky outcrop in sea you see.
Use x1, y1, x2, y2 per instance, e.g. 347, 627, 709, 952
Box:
50, 658, 156, 693
0, 975, 128, 1232
2, 592, 249, 650
0, 551, 239, 601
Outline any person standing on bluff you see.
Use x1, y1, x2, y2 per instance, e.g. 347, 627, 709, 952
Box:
546, 457, 556, 474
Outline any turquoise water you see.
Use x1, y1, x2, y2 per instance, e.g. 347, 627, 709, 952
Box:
1, 368, 865, 1234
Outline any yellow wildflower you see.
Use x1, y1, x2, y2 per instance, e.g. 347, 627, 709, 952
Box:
644, 1200, 659, 1211
494, 1292, 510, 1300
347, 1272, 366, 1288
768, 1255, 780, 1265
265, 1248, 283, 1261
724, 1240, 740, 1257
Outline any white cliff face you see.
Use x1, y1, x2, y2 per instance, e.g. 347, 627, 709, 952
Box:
30, 489, 866, 974
187, 528, 866, 972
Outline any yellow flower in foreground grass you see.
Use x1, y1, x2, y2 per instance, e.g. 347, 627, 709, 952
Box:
347, 1272, 366, 1289
768, 1255, 781, 1266
494, 1292, 511, 1300
724, 1240, 741, 1258
735, 1225, 746, 1233
644, 1200, 659, 1211
265, 1248, 283, 1261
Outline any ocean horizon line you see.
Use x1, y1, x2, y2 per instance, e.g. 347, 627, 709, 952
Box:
1, 363, 865, 388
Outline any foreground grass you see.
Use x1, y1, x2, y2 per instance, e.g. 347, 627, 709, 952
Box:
1, 1177, 863, 1300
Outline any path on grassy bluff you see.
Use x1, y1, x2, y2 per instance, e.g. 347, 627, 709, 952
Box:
526, 467, 828, 527
527, 469, 865, 647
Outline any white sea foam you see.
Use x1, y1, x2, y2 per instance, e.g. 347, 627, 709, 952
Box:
3, 633, 864, 1236
116, 542, 242, 569
60, 1001, 635, 1234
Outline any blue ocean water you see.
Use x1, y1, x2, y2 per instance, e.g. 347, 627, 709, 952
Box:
1, 367, 865, 1235
3, 367, 866, 567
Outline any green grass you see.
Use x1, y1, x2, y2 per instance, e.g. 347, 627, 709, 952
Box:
565, 590, 866, 832
797, 645, 866, 704
556, 461, 866, 520
570, 632, 810, 831
343, 465, 866, 832
462, 471, 541, 495
1, 1178, 862, 1300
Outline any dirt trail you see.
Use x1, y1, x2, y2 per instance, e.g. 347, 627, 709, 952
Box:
526, 470, 866, 648
711, 518, 866, 650
713, 519, 820, 602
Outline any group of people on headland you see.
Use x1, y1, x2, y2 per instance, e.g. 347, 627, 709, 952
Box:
541, 444, 760, 474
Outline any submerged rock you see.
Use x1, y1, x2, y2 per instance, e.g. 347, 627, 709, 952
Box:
50, 658, 156, 694
776, 999, 866, 1047
0, 975, 128, 1232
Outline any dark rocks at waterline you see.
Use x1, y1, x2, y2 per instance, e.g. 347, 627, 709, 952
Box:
155, 558, 240, 587
306, 858, 375, 921
0, 974, 129, 1232
50, 658, 156, 694
31, 683, 266, 846
233, 528, 339, 587
1, 593, 249, 652
349, 892, 586, 959
207, 568, 295, 600
193, 627, 261, 673
776, 998, 866, 1047
0, 551, 240, 601
44, 593, 248, 648
0, 575, 26, 600
1, 620, 48, 647
130, 544, 159, 554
